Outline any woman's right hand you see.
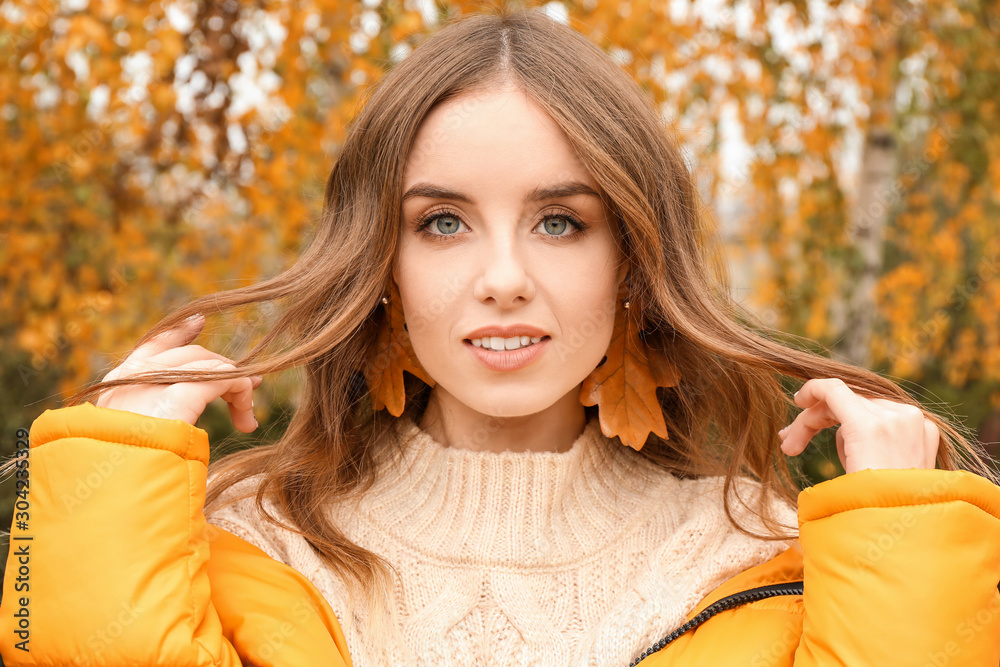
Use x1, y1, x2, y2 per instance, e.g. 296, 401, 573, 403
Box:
94, 314, 261, 433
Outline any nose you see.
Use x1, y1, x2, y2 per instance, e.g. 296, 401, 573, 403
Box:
472, 234, 536, 308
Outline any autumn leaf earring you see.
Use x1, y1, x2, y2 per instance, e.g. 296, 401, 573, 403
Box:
579, 278, 682, 451
363, 280, 436, 417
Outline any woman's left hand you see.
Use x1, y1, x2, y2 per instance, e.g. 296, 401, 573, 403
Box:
778, 378, 940, 474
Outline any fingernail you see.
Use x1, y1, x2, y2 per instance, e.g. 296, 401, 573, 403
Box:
793, 390, 800, 398
184, 313, 203, 323
778, 426, 789, 437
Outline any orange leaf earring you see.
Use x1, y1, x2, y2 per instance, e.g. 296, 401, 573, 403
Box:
363, 280, 436, 417
579, 279, 682, 451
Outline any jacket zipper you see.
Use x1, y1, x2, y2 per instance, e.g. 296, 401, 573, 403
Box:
628, 580, 805, 666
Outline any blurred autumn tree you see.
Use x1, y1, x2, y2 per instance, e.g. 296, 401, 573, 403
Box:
0, 0, 426, 582
563, 0, 1000, 473
2, 0, 999, 567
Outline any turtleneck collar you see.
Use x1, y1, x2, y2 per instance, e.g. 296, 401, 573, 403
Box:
350, 413, 678, 567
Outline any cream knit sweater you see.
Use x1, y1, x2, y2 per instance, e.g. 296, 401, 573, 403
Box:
207, 414, 800, 666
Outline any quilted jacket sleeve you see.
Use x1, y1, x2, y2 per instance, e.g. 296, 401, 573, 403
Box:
792, 467, 1000, 665
0, 402, 352, 667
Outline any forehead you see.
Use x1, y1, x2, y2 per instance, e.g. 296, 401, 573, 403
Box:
403, 87, 596, 190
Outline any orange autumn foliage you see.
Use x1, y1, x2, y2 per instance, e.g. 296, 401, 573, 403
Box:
579, 281, 682, 451
4, 0, 1000, 425
362, 280, 436, 418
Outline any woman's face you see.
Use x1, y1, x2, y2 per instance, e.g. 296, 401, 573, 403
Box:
395, 84, 627, 420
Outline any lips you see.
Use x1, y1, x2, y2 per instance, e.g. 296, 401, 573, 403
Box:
465, 335, 550, 371
462, 324, 550, 341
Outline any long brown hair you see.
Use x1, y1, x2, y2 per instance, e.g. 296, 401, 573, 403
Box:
61, 3, 999, 618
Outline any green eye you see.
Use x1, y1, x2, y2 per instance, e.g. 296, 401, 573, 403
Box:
415, 209, 589, 242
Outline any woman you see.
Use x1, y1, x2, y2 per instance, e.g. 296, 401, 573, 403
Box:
3, 5, 1000, 666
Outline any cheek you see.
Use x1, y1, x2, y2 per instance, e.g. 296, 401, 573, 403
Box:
395, 261, 456, 351
552, 241, 621, 327
554, 284, 619, 365
394, 237, 430, 300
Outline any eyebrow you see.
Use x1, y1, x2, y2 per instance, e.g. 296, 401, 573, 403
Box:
401, 181, 603, 205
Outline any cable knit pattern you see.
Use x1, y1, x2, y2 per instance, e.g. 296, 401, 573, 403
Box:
207, 414, 800, 666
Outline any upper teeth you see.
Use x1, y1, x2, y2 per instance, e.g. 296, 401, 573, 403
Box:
470, 335, 543, 351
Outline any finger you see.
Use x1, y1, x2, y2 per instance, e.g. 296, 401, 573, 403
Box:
131, 314, 205, 361
220, 374, 263, 393
220, 377, 257, 433
790, 379, 871, 442
225, 399, 257, 434
219, 377, 254, 413
836, 426, 846, 471
165, 359, 256, 431
794, 378, 869, 419
781, 379, 872, 457
145, 348, 262, 392
144, 344, 235, 370
94, 384, 117, 408
923, 418, 940, 469
779, 401, 842, 457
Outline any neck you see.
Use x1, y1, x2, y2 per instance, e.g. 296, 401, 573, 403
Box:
418, 386, 588, 454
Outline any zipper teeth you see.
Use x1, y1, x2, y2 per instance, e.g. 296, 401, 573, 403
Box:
628, 581, 804, 667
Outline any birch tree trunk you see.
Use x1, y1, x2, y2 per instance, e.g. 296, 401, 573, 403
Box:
836, 99, 898, 368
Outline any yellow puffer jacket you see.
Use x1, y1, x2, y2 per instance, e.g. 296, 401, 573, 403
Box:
3, 403, 1000, 666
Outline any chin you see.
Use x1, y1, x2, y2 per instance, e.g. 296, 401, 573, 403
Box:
461, 394, 559, 420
